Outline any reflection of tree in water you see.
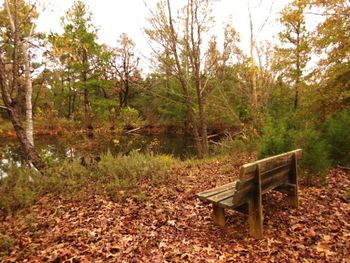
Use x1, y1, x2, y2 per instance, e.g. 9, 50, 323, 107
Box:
0, 134, 197, 171
0, 146, 22, 179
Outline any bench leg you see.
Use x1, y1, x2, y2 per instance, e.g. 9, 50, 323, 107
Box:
288, 153, 299, 208
248, 164, 263, 239
248, 195, 263, 239
287, 185, 299, 208
212, 204, 225, 228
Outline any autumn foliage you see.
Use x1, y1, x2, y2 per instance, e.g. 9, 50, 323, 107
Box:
0, 156, 349, 261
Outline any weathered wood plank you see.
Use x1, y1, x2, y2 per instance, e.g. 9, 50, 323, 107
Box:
196, 181, 238, 199
218, 196, 239, 209
206, 187, 237, 203
240, 161, 292, 186
229, 168, 290, 205
240, 149, 302, 181
261, 170, 290, 194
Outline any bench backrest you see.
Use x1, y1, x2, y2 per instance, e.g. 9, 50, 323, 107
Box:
232, 149, 302, 206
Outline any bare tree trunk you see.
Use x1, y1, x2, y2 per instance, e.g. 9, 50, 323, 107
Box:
0, 58, 44, 170
196, 78, 208, 155
23, 41, 34, 145
67, 73, 73, 119
7, 0, 19, 100
295, 23, 301, 110
166, 0, 203, 157
82, 49, 92, 130
189, 0, 208, 156
1, 0, 44, 170
68, 88, 72, 119
124, 78, 129, 107
248, 3, 258, 108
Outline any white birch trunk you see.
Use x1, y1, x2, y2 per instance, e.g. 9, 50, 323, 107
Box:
23, 41, 34, 146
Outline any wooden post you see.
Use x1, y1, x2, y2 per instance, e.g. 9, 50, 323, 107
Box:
212, 204, 225, 228
248, 164, 263, 239
288, 153, 299, 208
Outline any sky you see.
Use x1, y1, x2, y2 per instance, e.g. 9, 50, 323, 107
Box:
4, 0, 294, 70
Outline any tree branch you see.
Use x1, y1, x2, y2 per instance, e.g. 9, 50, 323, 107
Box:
4, 0, 15, 33
0, 105, 9, 111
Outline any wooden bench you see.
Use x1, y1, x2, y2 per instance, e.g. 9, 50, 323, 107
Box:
196, 149, 302, 239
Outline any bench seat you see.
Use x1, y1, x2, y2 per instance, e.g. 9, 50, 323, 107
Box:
197, 181, 239, 208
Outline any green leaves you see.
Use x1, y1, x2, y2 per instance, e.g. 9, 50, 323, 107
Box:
276, 0, 311, 85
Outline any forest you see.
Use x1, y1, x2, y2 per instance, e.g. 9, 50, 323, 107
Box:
0, 0, 349, 261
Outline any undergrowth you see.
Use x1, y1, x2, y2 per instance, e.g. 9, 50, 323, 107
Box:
0, 151, 176, 214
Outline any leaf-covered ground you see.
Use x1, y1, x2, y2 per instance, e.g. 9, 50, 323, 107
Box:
1, 155, 349, 262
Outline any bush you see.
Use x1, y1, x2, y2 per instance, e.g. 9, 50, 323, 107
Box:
118, 107, 145, 128
258, 117, 295, 158
324, 108, 350, 165
258, 115, 331, 180
97, 151, 175, 198
0, 152, 176, 214
40, 160, 91, 196
294, 128, 331, 183
0, 167, 40, 213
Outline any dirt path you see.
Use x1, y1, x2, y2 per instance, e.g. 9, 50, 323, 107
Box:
1, 156, 349, 262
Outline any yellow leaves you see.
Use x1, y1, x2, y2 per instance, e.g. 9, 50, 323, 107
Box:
315, 242, 335, 256
121, 234, 133, 243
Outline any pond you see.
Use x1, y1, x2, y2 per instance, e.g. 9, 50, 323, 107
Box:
0, 133, 197, 178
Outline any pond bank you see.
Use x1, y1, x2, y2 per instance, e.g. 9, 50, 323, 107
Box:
0, 118, 235, 139
0, 154, 349, 261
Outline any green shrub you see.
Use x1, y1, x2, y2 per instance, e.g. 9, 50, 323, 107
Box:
258, 118, 295, 158
0, 152, 176, 214
97, 151, 175, 186
294, 128, 331, 183
324, 108, 350, 165
0, 167, 40, 213
118, 107, 145, 128
258, 115, 331, 180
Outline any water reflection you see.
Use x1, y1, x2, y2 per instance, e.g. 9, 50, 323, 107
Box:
0, 158, 9, 179
0, 147, 22, 179
0, 134, 196, 176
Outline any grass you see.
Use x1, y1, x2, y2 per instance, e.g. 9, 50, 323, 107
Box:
0, 151, 176, 215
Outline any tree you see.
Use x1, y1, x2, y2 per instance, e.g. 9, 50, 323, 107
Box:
275, 0, 310, 109
248, 2, 258, 109
0, 0, 44, 170
146, 0, 216, 157
49, 0, 101, 128
312, 0, 350, 115
111, 33, 140, 109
